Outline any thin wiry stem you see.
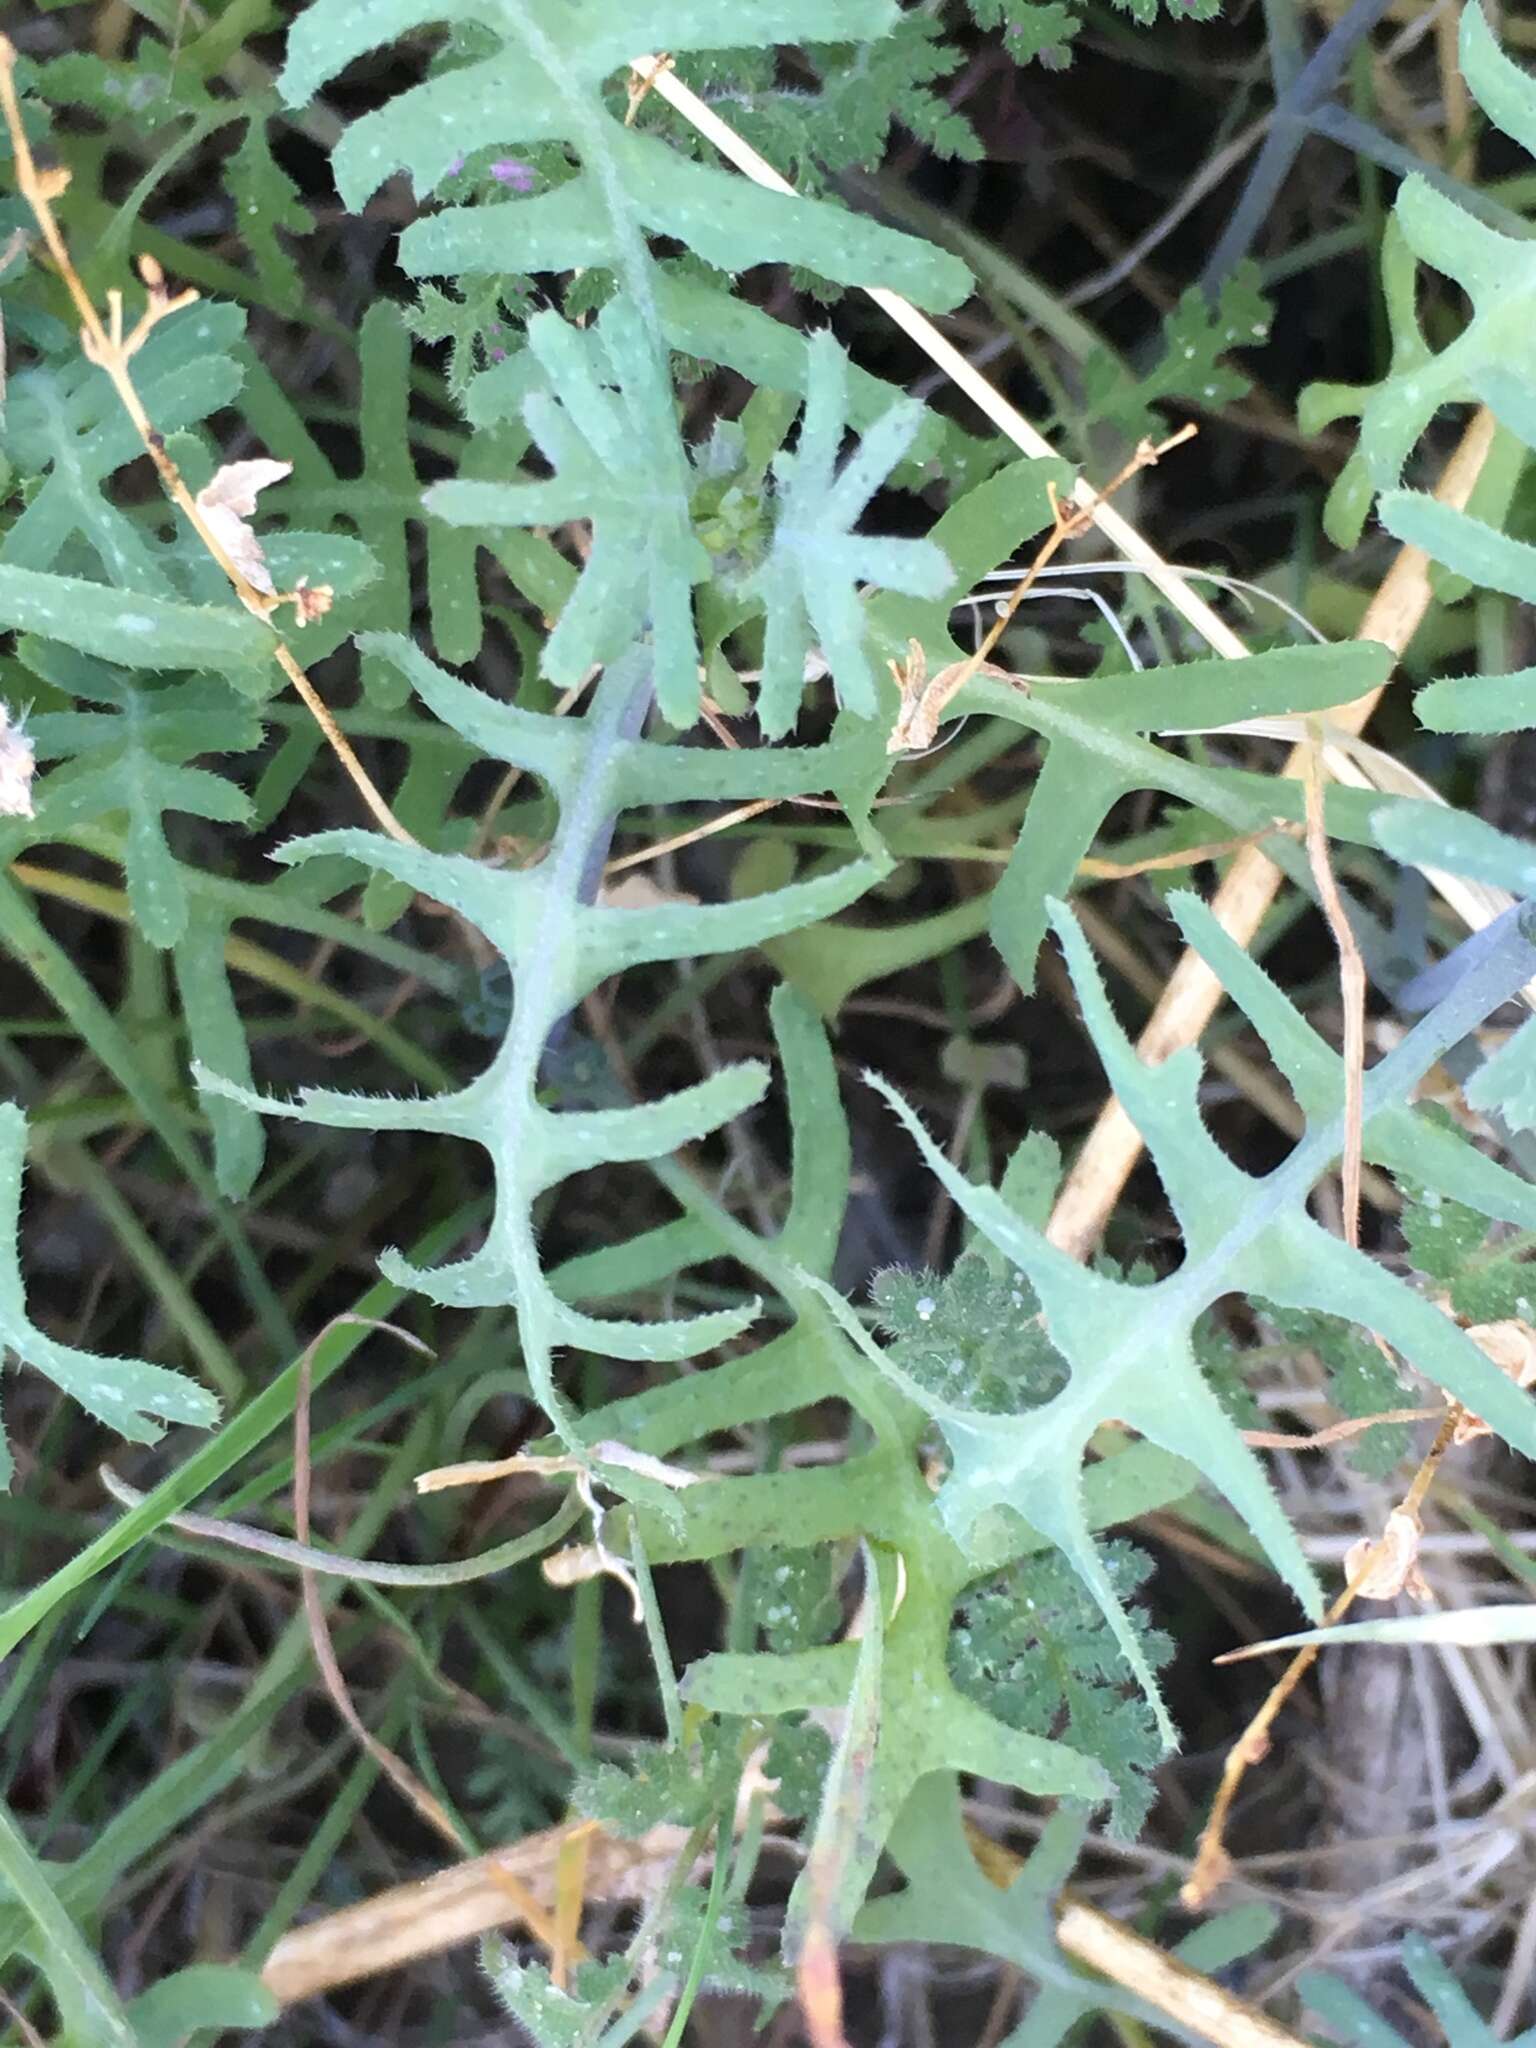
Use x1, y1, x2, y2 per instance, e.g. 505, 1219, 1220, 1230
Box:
1303, 722, 1366, 1249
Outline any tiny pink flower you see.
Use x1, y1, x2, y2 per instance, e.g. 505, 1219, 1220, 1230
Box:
490, 158, 535, 193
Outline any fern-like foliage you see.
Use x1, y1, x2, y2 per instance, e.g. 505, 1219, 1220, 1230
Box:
1263, 1306, 1413, 1478
650, 21, 983, 191
482, 1948, 633, 2048
280, 0, 972, 732
279, 1, 970, 314
1083, 265, 1270, 441
29, 45, 314, 314
200, 641, 888, 1440
648, 0, 1221, 163
485, 1900, 784, 2046
873, 1256, 1069, 1413
950, 1540, 1172, 1835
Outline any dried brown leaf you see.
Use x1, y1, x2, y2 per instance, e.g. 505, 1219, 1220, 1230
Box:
887, 637, 1014, 755
1342, 1507, 1430, 1602
1453, 1317, 1536, 1444
193, 457, 293, 596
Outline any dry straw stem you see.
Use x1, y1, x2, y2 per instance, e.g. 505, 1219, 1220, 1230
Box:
0, 36, 413, 848
258, 1812, 1313, 2048
1052, 1897, 1308, 2048
1302, 723, 1366, 1246
259, 1819, 688, 2005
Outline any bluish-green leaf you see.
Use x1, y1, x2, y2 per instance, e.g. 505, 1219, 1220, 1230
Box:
755, 330, 950, 735
0, 565, 270, 676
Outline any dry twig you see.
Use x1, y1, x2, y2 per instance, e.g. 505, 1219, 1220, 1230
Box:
1239, 1406, 1442, 1452
1181, 1407, 1463, 1909
887, 426, 1198, 753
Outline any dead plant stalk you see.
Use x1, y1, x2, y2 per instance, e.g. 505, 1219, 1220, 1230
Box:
261, 1815, 1315, 2048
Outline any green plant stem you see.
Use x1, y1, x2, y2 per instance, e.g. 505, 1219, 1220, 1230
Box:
0, 1799, 137, 2046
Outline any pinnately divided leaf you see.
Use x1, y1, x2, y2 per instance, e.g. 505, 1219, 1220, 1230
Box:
199, 640, 890, 1442
836, 895, 1536, 1734
279, 0, 971, 313
430, 306, 953, 734
752, 330, 951, 735
17, 645, 261, 949
426, 296, 710, 726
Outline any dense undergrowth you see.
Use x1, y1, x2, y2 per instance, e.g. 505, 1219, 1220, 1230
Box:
4, 1, 1536, 2043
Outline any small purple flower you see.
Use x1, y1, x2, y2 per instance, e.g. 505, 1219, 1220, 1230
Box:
490, 158, 536, 193
444, 153, 466, 180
